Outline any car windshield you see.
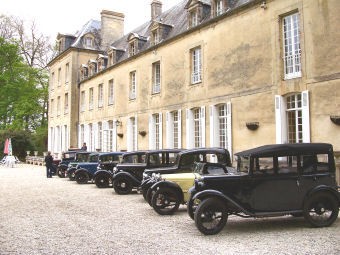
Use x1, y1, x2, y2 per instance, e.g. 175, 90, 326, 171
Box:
76, 153, 90, 162
89, 154, 99, 162
238, 156, 250, 174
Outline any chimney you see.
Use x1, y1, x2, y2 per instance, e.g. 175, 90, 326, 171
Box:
101, 10, 125, 50
151, 0, 162, 20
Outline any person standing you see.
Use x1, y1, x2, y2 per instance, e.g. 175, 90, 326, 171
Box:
44, 151, 54, 178
81, 142, 87, 151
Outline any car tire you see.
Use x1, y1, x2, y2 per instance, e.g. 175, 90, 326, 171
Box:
113, 177, 132, 195
142, 187, 149, 201
95, 175, 110, 188
75, 172, 89, 184
146, 188, 156, 206
187, 197, 201, 220
152, 187, 180, 215
303, 192, 339, 227
194, 197, 228, 235
57, 169, 65, 178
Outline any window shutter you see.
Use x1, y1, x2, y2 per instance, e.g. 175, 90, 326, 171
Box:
186, 109, 194, 149
178, 110, 182, 149
302, 90, 310, 142
134, 115, 138, 151
84, 124, 89, 146
127, 119, 132, 151
201, 106, 206, 147
149, 115, 155, 150
166, 112, 173, 149
209, 105, 218, 147
159, 113, 163, 149
112, 120, 117, 152
275, 95, 287, 144
227, 102, 232, 158
93, 123, 98, 150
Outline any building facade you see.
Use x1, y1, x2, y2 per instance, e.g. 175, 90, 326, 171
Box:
48, 0, 340, 163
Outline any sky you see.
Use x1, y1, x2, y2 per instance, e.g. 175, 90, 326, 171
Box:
1, 0, 183, 43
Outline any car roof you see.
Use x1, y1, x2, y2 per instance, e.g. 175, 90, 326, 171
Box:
178, 147, 230, 155
235, 143, 333, 157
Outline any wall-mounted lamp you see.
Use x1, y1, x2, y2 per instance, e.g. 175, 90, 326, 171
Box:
246, 122, 260, 131
330, 115, 340, 125
260, 1, 267, 9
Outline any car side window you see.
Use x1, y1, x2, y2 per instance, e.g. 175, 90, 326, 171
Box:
254, 157, 274, 175
278, 156, 298, 174
316, 154, 329, 172
302, 155, 317, 173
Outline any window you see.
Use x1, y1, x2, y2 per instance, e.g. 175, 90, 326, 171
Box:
286, 94, 303, 143
58, 68, 61, 86
129, 71, 137, 100
278, 156, 298, 174
80, 65, 88, 80
152, 30, 159, 45
166, 110, 181, 149
57, 96, 61, 116
152, 61, 161, 94
85, 37, 93, 47
64, 93, 69, 114
89, 88, 94, 110
282, 13, 301, 79
150, 113, 162, 150
215, 0, 224, 16
194, 108, 202, 148
98, 122, 102, 151
254, 157, 274, 175
129, 41, 137, 56
50, 72, 54, 89
108, 79, 114, 105
108, 121, 114, 152
275, 91, 310, 144
80, 125, 85, 147
190, 10, 198, 27
128, 117, 137, 151
50, 99, 54, 116
98, 84, 103, 108
80, 91, 85, 112
173, 111, 179, 149
88, 123, 93, 151
65, 63, 69, 84
218, 105, 228, 148
191, 47, 202, 84
108, 51, 115, 66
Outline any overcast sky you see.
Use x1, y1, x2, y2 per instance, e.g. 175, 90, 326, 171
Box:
1, 0, 183, 42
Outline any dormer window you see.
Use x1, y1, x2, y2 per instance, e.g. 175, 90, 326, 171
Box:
129, 40, 137, 56
96, 54, 107, 72
108, 50, 116, 66
80, 65, 88, 81
190, 10, 199, 27
88, 60, 97, 76
152, 30, 160, 45
212, 0, 226, 17
84, 36, 94, 48
186, 0, 211, 28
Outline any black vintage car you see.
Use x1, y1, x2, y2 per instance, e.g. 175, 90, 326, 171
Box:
188, 143, 340, 235
112, 149, 181, 194
57, 150, 89, 178
140, 148, 232, 202
66, 152, 98, 181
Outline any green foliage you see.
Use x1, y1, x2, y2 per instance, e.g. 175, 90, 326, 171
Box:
0, 130, 34, 160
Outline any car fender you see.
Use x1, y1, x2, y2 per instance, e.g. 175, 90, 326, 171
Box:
304, 185, 340, 206
75, 168, 92, 179
150, 181, 184, 203
192, 189, 253, 215
94, 170, 112, 179
113, 172, 140, 186
140, 178, 156, 190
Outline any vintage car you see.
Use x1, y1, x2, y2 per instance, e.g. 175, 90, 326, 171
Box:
74, 152, 123, 184
140, 148, 232, 202
57, 150, 90, 178
66, 153, 98, 181
148, 162, 231, 215
187, 143, 340, 235
112, 149, 181, 194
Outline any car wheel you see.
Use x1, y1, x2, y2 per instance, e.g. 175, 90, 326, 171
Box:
152, 188, 180, 215
303, 192, 339, 227
188, 197, 201, 220
146, 188, 156, 206
95, 176, 109, 188
113, 178, 132, 195
57, 169, 65, 178
142, 187, 149, 201
75, 172, 89, 184
194, 197, 227, 235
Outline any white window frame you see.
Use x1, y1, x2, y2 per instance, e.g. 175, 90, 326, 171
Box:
275, 91, 310, 144
89, 88, 94, 110
80, 91, 85, 112
129, 71, 137, 100
283, 13, 301, 79
149, 113, 163, 150
64, 93, 69, 114
216, 0, 223, 16
127, 116, 138, 151
191, 47, 202, 84
186, 107, 205, 149
98, 84, 103, 108
108, 79, 114, 105
152, 61, 161, 94
65, 63, 69, 84
57, 96, 61, 116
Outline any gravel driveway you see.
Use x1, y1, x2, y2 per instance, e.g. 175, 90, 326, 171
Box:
0, 164, 339, 255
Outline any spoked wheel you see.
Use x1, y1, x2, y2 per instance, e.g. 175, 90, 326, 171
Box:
113, 178, 132, 195
95, 176, 110, 188
152, 188, 180, 215
194, 197, 227, 235
75, 172, 89, 184
188, 197, 201, 220
303, 192, 339, 227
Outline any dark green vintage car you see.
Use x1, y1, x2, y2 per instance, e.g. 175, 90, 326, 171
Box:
188, 143, 340, 235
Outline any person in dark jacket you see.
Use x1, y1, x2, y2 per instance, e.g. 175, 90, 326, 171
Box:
45, 151, 54, 178
81, 142, 87, 151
